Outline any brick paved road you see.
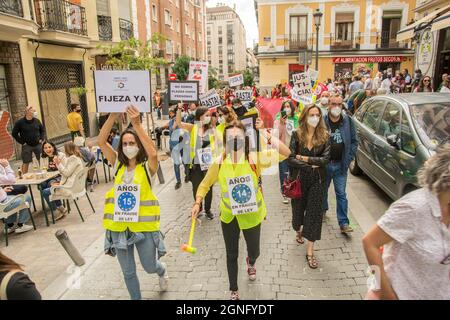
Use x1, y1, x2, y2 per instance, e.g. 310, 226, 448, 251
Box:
57, 164, 369, 300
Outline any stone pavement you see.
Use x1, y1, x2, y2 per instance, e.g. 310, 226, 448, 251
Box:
53, 164, 369, 300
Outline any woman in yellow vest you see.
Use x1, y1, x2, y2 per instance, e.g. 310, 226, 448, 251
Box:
176, 106, 219, 219
191, 119, 291, 300
98, 106, 168, 300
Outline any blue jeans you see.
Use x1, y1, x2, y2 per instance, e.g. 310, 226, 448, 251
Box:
174, 164, 181, 183
2, 195, 31, 225
324, 161, 349, 227
279, 159, 289, 194
42, 188, 62, 211
116, 232, 166, 300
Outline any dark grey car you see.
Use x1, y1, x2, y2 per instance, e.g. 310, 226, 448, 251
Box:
350, 93, 450, 201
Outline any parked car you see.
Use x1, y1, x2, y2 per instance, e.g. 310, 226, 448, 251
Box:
350, 93, 450, 200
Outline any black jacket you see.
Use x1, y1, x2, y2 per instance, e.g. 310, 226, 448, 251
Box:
287, 132, 330, 181
12, 117, 45, 146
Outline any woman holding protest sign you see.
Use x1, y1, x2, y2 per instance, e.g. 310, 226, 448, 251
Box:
98, 106, 168, 300
191, 118, 291, 300
176, 105, 217, 220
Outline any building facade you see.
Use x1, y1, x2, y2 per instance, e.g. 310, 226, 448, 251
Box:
0, 0, 169, 159
246, 48, 259, 83
397, 0, 449, 90
206, 5, 247, 80
255, 0, 417, 88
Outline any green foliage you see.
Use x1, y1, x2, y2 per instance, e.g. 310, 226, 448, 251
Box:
171, 55, 191, 81
70, 86, 87, 96
100, 33, 168, 71
208, 66, 219, 89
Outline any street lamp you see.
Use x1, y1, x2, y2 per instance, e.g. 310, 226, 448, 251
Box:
313, 9, 323, 70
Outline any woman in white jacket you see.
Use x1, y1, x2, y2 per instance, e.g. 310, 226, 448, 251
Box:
42, 141, 84, 220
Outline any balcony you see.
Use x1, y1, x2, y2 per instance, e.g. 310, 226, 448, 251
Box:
34, 0, 87, 36
119, 18, 133, 40
284, 34, 314, 51
153, 49, 165, 58
376, 31, 409, 49
97, 15, 112, 41
0, 0, 23, 17
330, 32, 361, 50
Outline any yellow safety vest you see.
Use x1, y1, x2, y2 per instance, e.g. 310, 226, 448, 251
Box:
103, 162, 160, 232
218, 155, 266, 230
190, 124, 215, 169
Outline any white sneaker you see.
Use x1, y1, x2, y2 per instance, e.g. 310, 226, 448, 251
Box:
159, 262, 169, 291
15, 224, 33, 234
282, 196, 289, 204
4, 226, 16, 235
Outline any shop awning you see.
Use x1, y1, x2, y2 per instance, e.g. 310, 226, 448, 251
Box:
431, 11, 450, 32
397, 4, 450, 41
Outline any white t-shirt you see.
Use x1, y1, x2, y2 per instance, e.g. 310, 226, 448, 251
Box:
377, 188, 450, 300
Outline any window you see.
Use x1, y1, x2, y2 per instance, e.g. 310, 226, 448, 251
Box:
377, 102, 401, 138
207, 27, 210, 36
227, 24, 233, 44
227, 44, 233, 53
289, 15, 308, 48
227, 53, 234, 63
218, 46, 222, 54
381, 11, 402, 47
152, 4, 157, 22
176, 19, 180, 32
96, 0, 110, 16
400, 112, 416, 155
219, 37, 222, 45
362, 100, 385, 132
335, 13, 354, 41
185, 23, 189, 36
207, 46, 211, 55
176, 0, 180, 8
164, 10, 172, 27
166, 40, 173, 56
198, 32, 202, 42
218, 26, 222, 34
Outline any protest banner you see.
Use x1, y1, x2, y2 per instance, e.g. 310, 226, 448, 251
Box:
168, 81, 199, 102
235, 90, 253, 102
199, 89, 221, 108
307, 68, 319, 82
188, 61, 208, 94
94, 70, 151, 113
291, 72, 313, 95
228, 74, 244, 87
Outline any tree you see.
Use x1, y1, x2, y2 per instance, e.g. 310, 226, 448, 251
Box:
208, 66, 219, 89
171, 55, 191, 81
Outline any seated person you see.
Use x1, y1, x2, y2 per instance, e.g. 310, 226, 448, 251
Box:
41, 141, 66, 189
107, 127, 120, 151
74, 137, 96, 191
42, 142, 84, 220
0, 159, 33, 234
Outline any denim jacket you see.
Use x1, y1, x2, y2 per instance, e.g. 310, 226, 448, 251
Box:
324, 112, 358, 172
104, 230, 167, 259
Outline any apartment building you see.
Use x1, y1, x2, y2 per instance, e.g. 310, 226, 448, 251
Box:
149, 0, 206, 61
0, 0, 150, 158
255, 0, 417, 88
206, 5, 247, 80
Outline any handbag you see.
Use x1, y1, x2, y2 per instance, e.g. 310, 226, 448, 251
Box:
282, 171, 302, 199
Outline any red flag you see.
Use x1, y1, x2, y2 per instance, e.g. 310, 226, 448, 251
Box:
256, 97, 283, 129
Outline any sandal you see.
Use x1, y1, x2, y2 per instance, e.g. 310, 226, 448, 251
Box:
306, 255, 318, 269
296, 232, 304, 244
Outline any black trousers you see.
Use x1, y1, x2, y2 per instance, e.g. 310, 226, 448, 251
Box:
221, 218, 261, 292
190, 165, 213, 212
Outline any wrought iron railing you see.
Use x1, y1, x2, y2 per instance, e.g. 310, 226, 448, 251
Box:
330, 32, 361, 50
119, 18, 133, 40
34, 0, 87, 36
0, 0, 24, 17
284, 34, 314, 51
97, 15, 112, 41
376, 31, 409, 49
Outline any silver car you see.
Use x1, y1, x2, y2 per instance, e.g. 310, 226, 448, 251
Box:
350, 93, 450, 200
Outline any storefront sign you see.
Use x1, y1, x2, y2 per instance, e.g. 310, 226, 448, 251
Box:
94, 70, 151, 113
188, 61, 208, 94
199, 89, 221, 108
168, 81, 199, 102
333, 56, 403, 63
417, 29, 434, 75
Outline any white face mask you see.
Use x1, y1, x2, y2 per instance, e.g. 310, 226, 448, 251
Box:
285, 108, 292, 116
32, 111, 38, 118
218, 116, 225, 124
330, 107, 341, 118
203, 116, 211, 124
320, 97, 329, 106
307, 115, 320, 128
123, 145, 139, 160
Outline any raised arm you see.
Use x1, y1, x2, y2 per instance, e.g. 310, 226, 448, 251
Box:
176, 104, 194, 131
127, 106, 158, 175
98, 113, 119, 166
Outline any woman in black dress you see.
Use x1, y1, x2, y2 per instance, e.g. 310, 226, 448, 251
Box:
288, 104, 330, 269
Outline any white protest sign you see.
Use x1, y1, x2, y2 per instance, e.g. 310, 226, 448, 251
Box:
228, 74, 244, 87
114, 184, 141, 222
307, 69, 319, 82
199, 89, 221, 108
197, 147, 213, 171
290, 87, 314, 105
168, 81, 199, 102
188, 61, 208, 94
291, 72, 313, 95
235, 90, 253, 102
241, 116, 257, 150
227, 175, 258, 215
286, 119, 295, 135
94, 70, 151, 113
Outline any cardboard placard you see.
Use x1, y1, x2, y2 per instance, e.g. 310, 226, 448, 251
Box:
94, 70, 151, 113
188, 61, 208, 94
307, 68, 319, 82
168, 81, 199, 102
228, 74, 244, 87
235, 90, 253, 103
199, 89, 221, 108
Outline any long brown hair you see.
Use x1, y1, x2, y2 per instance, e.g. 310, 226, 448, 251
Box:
117, 129, 147, 166
218, 105, 237, 124
296, 104, 329, 147
64, 141, 82, 158
0, 251, 23, 273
